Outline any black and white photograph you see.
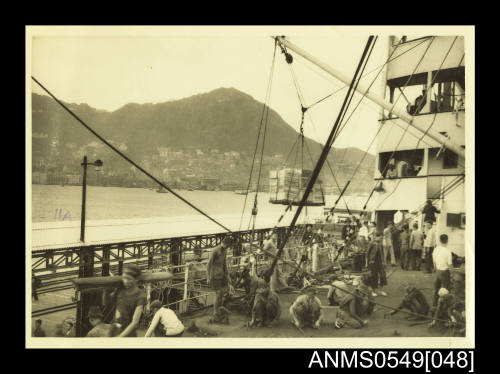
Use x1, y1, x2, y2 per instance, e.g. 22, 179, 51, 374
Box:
26, 25, 474, 350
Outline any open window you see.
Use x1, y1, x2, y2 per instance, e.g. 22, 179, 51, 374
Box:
387, 66, 465, 116
429, 148, 459, 170
379, 149, 424, 178
443, 149, 459, 169
430, 80, 465, 114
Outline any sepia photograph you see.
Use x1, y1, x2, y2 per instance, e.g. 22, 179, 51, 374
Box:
26, 25, 474, 349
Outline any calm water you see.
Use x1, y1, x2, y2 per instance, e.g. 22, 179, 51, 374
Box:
30, 185, 369, 248
31, 184, 331, 223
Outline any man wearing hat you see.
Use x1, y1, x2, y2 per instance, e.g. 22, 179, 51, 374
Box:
111, 264, 147, 337
86, 306, 113, 337
289, 285, 323, 330
207, 237, 234, 323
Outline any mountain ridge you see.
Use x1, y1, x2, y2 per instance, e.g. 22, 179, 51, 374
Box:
31, 88, 375, 191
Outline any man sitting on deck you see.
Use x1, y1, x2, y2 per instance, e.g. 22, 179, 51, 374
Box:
289, 285, 323, 330
144, 300, 185, 337
229, 266, 264, 315
429, 287, 465, 335
329, 277, 369, 329
86, 306, 113, 337
385, 281, 430, 321
248, 276, 281, 328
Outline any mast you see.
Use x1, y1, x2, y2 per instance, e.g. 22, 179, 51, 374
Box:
274, 36, 465, 159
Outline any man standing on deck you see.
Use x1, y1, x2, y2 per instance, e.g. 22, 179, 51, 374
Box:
358, 221, 369, 251
399, 224, 410, 270
422, 200, 440, 224
432, 234, 453, 307
263, 232, 289, 293
409, 223, 424, 270
32, 271, 41, 301
32, 319, 46, 337
423, 221, 437, 273
108, 264, 147, 337
383, 222, 396, 266
367, 231, 388, 297
206, 237, 233, 324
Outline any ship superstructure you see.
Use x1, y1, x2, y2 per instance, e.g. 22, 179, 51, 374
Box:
371, 36, 465, 256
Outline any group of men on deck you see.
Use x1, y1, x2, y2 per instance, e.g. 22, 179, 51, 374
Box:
33, 196, 463, 336
84, 264, 186, 337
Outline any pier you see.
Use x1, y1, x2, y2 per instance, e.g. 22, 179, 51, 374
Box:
32, 222, 346, 336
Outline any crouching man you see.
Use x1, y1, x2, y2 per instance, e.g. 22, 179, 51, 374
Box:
144, 300, 185, 337
329, 277, 368, 329
385, 281, 430, 321
248, 277, 281, 327
289, 285, 323, 330
429, 287, 465, 335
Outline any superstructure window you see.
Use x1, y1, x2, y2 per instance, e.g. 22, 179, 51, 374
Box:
379, 149, 424, 178
443, 149, 459, 169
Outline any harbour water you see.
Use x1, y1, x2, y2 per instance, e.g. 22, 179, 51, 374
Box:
30, 185, 368, 249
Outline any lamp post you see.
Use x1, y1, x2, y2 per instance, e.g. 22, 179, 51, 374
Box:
76, 156, 103, 337
80, 156, 103, 243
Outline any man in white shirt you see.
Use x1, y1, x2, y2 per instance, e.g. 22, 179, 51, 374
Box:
357, 221, 369, 251
423, 221, 437, 273
431, 234, 452, 307
144, 300, 185, 337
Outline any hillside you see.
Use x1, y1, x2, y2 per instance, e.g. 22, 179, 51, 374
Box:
31, 88, 375, 192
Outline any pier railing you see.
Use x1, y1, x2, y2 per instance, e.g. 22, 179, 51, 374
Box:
31, 225, 295, 276
31, 222, 344, 336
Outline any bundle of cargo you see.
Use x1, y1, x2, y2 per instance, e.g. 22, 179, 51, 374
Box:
294, 177, 325, 205
269, 170, 278, 201
278, 168, 301, 189
269, 168, 325, 206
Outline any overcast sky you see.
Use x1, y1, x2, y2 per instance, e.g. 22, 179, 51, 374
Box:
29, 26, 457, 152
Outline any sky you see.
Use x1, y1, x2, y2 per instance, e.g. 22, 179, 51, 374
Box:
29, 26, 443, 152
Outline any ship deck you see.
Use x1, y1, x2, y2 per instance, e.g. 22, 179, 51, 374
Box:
31, 267, 450, 338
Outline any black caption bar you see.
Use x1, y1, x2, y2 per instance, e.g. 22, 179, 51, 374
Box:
306, 350, 474, 371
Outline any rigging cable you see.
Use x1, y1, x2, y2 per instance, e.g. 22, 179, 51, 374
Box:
339, 37, 436, 206
331, 37, 378, 143
330, 37, 405, 193
301, 37, 431, 112
31, 76, 233, 234
282, 50, 358, 214
249, 42, 277, 232
264, 36, 376, 280
238, 40, 278, 231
